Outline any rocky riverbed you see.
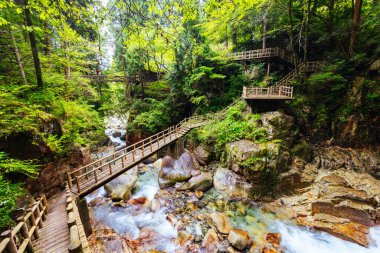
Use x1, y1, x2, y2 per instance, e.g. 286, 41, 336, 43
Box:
86, 111, 380, 252
86, 151, 380, 252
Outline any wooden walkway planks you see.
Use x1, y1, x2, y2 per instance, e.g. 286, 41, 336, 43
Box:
33, 192, 70, 253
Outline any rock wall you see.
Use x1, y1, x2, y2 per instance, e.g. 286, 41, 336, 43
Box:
26, 147, 91, 197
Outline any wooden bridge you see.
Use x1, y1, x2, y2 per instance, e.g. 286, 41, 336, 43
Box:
229, 47, 322, 100
81, 75, 140, 83
67, 116, 210, 198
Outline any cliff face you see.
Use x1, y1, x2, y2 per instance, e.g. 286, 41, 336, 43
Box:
290, 60, 380, 148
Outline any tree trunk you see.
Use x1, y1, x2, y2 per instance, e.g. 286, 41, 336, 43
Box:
140, 71, 145, 98
349, 0, 363, 55
327, 0, 336, 49
262, 17, 267, 49
303, 0, 312, 81
287, 0, 299, 77
23, 0, 43, 88
10, 30, 27, 85
44, 22, 52, 68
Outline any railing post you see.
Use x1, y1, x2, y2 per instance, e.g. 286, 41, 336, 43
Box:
279, 86, 281, 97
76, 176, 81, 194
17, 217, 33, 252
1, 230, 18, 253
132, 147, 135, 162
27, 207, 39, 239
121, 156, 125, 167
109, 163, 112, 175
67, 172, 73, 189
42, 194, 48, 213
142, 143, 145, 156
34, 202, 43, 228
150, 136, 153, 152
94, 170, 98, 183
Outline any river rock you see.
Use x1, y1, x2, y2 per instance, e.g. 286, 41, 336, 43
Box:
104, 174, 138, 201
186, 172, 213, 191
208, 212, 232, 234
213, 167, 253, 198
112, 131, 122, 138
152, 158, 162, 170
201, 228, 220, 253
158, 153, 195, 188
227, 229, 251, 250
193, 145, 211, 165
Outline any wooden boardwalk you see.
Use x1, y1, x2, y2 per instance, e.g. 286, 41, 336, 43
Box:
33, 192, 69, 253
68, 118, 208, 198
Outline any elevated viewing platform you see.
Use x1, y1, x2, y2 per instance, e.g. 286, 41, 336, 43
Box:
242, 86, 293, 100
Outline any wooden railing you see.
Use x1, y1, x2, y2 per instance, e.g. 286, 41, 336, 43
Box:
242, 86, 293, 99
81, 75, 140, 83
65, 185, 90, 253
0, 195, 48, 253
228, 47, 303, 65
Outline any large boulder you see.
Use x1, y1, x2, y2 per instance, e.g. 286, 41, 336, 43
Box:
207, 212, 232, 234
227, 229, 251, 250
158, 152, 195, 188
104, 174, 138, 201
213, 167, 253, 199
186, 172, 213, 191
260, 111, 295, 146
225, 140, 288, 184
193, 145, 211, 165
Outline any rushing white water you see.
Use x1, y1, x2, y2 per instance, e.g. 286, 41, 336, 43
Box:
104, 114, 128, 146
88, 166, 179, 252
276, 223, 380, 253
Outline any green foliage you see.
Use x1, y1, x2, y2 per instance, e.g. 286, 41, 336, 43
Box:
128, 99, 172, 135
0, 152, 38, 228
195, 101, 267, 158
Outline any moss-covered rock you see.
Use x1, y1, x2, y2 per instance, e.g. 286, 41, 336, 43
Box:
291, 139, 313, 162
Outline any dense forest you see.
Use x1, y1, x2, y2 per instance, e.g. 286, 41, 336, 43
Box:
0, 0, 379, 249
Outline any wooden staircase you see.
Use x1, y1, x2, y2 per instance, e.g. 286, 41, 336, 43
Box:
229, 47, 323, 99
32, 192, 70, 253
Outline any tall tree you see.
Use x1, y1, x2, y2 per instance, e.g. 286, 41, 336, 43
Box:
23, 0, 43, 88
349, 0, 363, 55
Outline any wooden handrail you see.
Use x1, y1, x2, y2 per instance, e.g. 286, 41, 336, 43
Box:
242, 86, 294, 99
0, 195, 48, 253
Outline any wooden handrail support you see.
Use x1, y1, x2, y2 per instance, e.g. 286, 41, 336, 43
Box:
0, 195, 48, 253
65, 185, 90, 253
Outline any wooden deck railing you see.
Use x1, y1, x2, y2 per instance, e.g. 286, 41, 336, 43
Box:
0, 195, 48, 253
228, 47, 303, 65
242, 86, 293, 99
81, 75, 140, 83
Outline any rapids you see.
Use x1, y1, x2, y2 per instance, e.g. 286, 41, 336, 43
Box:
86, 163, 380, 252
